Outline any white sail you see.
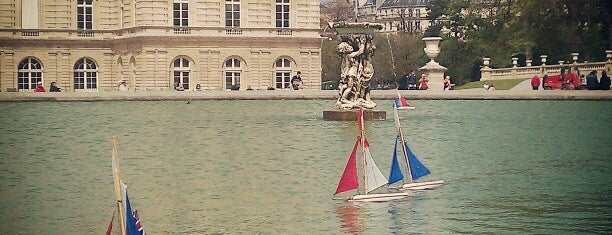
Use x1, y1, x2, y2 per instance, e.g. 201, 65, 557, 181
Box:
364, 146, 388, 193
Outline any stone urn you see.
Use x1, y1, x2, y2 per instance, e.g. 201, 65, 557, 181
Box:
419, 37, 447, 90
423, 37, 442, 63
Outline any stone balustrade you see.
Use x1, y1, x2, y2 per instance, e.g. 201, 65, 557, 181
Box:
481, 50, 612, 80
0, 26, 319, 41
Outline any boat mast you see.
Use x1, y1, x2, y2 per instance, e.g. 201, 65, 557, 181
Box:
359, 109, 368, 195
112, 136, 127, 235
393, 105, 414, 183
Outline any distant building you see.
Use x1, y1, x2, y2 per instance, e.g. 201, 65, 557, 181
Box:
0, 0, 322, 92
354, 0, 444, 33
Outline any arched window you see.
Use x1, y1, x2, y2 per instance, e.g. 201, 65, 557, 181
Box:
172, 57, 191, 90
224, 58, 241, 90
74, 58, 98, 91
18, 58, 43, 91
274, 58, 292, 89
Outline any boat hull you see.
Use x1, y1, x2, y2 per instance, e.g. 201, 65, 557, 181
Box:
396, 106, 415, 110
397, 180, 445, 190
347, 192, 411, 202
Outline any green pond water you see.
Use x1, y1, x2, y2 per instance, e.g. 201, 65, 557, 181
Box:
0, 100, 610, 234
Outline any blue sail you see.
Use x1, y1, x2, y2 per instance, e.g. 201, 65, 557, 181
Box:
404, 140, 430, 180
388, 136, 404, 185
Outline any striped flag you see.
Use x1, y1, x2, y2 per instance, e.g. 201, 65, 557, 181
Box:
356, 108, 364, 131
124, 190, 145, 235
105, 211, 115, 235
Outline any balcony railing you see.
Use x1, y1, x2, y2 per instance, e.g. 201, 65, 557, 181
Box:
0, 26, 321, 41
21, 31, 39, 37
173, 27, 191, 35
225, 28, 242, 35
77, 30, 95, 37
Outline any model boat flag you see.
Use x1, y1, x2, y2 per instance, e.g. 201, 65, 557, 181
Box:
394, 93, 414, 109
123, 183, 146, 235
105, 211, 115, 235
356, 108, 364, 131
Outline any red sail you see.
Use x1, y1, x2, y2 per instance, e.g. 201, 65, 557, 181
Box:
335, 137, 360, 195
400, 97, 411, 107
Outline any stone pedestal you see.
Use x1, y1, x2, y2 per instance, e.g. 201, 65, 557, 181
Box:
323, 109, 386, 121
419, 37, 447, 91
419, 61, 447, 91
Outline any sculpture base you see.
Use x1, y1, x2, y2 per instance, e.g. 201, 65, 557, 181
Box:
323, 110, 386, 121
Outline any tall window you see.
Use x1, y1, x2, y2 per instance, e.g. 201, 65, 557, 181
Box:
18, 58, 43, 91
77, 0, 93, 30
225, 58, 241, 90
74, 58, 98, 91
416, 9, 421, 18
173, 0, 188, 27
275, 0, 290, 28
275, 58, 292, 89
173, 58, 191, 90
225, 0, 240, 27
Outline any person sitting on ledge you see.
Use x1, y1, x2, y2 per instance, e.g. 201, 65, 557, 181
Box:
175, 82, 185, 91
35, 81, 45, 92
49, 81, 61, 92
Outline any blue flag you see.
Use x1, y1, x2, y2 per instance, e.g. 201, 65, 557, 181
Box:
125, 190, 145, 235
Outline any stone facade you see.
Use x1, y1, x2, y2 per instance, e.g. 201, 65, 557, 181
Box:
0, 0, 322, 92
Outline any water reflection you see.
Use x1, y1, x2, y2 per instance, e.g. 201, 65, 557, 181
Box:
336, 203, 364, 234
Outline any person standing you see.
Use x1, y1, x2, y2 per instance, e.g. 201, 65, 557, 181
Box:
542, 74, 548, 89
407, 70, 417, 90
599, 71, 610, 90
35, 81, 45, 92
398, 74, 408, 90
530, 75, 540, 90
419, 74, 428, 90
443, 76, 454, 91
585, 70, 599, 90
291, 71, 302, 90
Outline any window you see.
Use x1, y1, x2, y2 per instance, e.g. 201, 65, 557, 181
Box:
225, 0, 240, 27
77, 0, 93, 30
18, 58, 43, 91
173, 0, 188, 27
173, 58, 191, 90
275, 0, 290, 28
416, 9, 421, 18
74, 58, 98, 91
225, 58, 241, 90
274, 58, 292, 89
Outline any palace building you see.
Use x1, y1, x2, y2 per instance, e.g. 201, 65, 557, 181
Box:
0, 0, 322, 92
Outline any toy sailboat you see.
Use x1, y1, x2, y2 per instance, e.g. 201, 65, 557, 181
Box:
333, 108, 410, 202
394, 93, 415, 110
388, 106, 444, 190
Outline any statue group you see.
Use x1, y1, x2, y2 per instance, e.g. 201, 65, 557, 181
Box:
333, 23, 383, 110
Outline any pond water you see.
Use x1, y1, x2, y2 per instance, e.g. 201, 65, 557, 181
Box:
0, 100, 610, 234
